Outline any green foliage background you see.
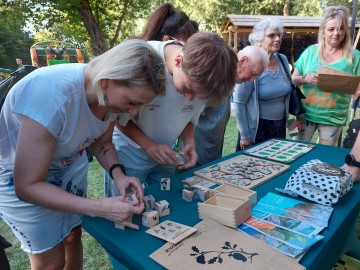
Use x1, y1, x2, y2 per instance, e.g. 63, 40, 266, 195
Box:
0, 0, 357, 69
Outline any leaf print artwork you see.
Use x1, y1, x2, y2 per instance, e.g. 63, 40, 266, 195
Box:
190, 241, 258, 265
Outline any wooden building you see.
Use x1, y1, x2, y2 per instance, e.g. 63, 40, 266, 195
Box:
222, 14, 360, 64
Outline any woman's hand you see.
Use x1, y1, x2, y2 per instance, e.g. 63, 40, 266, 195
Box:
239, 139, 252, 149
342, 164, 360, 183
98, 196, 145, 229
176, 144, 197, 170
303, 73, 318, 85
291, 118, 304, 133
114, 175, 144, 203
146, 143, 179, 165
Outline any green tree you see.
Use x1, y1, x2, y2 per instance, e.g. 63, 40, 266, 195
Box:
0, 5, 35, 70
1, 0, 152, 56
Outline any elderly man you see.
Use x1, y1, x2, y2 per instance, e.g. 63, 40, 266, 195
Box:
194, 45, 268, 166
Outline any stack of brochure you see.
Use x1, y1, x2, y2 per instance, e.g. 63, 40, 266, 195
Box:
237, 192, 333, 258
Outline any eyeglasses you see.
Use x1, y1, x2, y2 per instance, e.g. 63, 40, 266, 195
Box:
265, 33, 283, 40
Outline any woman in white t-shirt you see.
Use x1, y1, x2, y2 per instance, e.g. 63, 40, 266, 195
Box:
0, 39, 166, 269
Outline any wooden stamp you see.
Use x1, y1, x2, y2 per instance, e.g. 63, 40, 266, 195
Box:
160, 178, 171, 190
182, 189, 197, 202
144, 195, 156, 211
142, 210, 159, 228
125, 192, 138, 205
155, 200, 170, 217
193, 185, 210, 202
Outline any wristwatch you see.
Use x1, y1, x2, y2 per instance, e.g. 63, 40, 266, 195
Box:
345, 154, 360, 167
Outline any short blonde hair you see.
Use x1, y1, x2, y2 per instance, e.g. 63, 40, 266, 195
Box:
318, 6, 352, 64
87, 39, 166, 105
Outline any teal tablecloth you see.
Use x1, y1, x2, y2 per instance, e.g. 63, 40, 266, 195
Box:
82, 140, 360, 270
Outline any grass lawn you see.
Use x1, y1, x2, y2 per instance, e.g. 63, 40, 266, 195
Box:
1, 115, 359, 269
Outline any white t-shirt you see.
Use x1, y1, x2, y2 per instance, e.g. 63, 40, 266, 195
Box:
115, 40, 205, 168
0, 63, 118, 171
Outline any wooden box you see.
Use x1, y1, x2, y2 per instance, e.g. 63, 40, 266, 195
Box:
198, 194, 251, 228
213, 183, 257, 206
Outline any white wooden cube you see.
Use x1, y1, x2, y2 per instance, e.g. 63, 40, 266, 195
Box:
193, 185, 210, 202
155, 200, 170, 217
125, 192, 138, 205
142, 210, 159, 228
144, 195, 156, 210
182, 177, 198, 188
182, 189, 197, 202
160, 178, 171, 190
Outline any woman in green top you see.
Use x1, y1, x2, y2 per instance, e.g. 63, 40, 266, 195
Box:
292, 6, 360, 146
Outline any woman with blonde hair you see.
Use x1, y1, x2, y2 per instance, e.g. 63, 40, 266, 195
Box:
292, 6, 360, 145
0, 39, 166, 269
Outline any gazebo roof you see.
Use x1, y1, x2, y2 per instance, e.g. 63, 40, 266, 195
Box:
222, 14, 359, 34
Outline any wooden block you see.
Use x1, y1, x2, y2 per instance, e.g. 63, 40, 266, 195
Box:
182, 176, 215, 188
193, 185, 210, 202
142, 210, 159, 228
213, 183, 257, 206
182, 177, 197, 188
160, 178, 171, 190
182, 189, 196, 202
114, 214, 133, 230
144, 195, 156, 211
198, 194, 251, 228
155, 200, 170, 217
125, 192, 138, 205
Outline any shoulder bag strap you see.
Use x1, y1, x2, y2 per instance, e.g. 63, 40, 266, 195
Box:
276, 53, 293, 86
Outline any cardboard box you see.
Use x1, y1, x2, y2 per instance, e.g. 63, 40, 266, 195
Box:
317, 66, 360, 94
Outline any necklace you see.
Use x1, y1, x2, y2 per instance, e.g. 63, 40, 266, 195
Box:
265, 59, 280, 79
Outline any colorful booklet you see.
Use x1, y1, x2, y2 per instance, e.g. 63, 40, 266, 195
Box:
252, 209, 324, 238
243, 139, 315, 163
238, 223, 306, 258
254, 202, 328, 228
258, 192, 333, 227
244, 216, 324, 250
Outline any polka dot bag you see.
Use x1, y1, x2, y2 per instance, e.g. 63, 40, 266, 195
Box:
278, 159, 353, 206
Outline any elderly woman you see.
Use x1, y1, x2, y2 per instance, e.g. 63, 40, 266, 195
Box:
233, 18, 302, 150
292, 6, 360, 146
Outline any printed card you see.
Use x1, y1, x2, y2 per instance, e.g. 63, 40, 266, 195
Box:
146, 220, 197, 244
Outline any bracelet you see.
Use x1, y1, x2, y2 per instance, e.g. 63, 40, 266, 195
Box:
109, 164, 125, 179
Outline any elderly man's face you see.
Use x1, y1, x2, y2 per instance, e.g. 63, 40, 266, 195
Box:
236, 57, 263, 83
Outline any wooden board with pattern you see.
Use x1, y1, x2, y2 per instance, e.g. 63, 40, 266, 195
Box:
194, 155, 290, 189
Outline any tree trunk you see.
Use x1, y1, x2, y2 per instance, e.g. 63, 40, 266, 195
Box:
109, 0, 129, 49
77, 0, 108, 55
283, 0, 291, 16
